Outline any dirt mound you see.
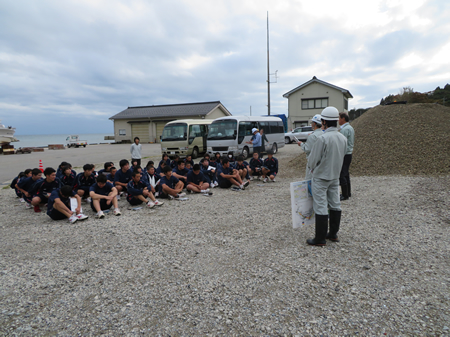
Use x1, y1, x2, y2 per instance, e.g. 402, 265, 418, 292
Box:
286, 103, 450, 177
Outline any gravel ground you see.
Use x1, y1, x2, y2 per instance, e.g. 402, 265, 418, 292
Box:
1, 145, 449, 335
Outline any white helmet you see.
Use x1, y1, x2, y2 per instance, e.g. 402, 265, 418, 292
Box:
321, 106, 339, 121
251, 128, 258, 133
311, 114, 322, 125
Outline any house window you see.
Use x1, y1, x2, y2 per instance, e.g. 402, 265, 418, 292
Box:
302, 98, 328, 109
119, 129, 126, 136
344, 98, 348, 110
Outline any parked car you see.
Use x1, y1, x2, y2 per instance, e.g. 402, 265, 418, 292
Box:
284, 126, 313, 144
66, 135, 87, 148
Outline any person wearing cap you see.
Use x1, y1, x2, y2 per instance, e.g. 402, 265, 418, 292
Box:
246, 128, 262, 158
338, 112, 355, 200
306, 107, 347, 246
297, 114, 323, 180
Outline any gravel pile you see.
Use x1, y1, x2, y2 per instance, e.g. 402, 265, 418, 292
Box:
286, 103, 450, 176
0, 145, 449, 335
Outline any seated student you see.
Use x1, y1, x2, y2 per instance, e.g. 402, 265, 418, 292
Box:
172, 160, 189, 187
249, 152, 266, 179
126, 171, 163, 208
214, 152, 222, 165
47, 185, 88, 223
91, 164, 98, 177
17, 168, 43, 208
170, 155, 179, 169
155, 161, 166, 178
56, 161, 76, 179
159, 153, 171, 169
184, 161, 193, 172
186, 164, 210, 193
73, 164, 96, 202
31, 167, 61, 213
89, 174, 121, 218
200, 158, 218, 188
159, 166, 185, 199
226, 151, 235, 165
61, 165, 76, 187
217, 158, 249, 190
184, 155, 194, 167
129, 159, 139, 173
209, 155, 218, 168
145, 160, 154, 169
263, 150, 278, 182
114, 159, 132, 196
234, 155, 250, 182
106, 167, 117, 184
11, 169, 31, 202
98, 162, 114, 176
142, 163, 160, 195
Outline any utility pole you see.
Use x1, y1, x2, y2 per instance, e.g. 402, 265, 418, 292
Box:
267, 11, 270, 116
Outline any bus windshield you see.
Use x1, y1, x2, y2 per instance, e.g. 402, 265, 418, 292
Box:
161, 123, 187, 141
207, 119, 237, 140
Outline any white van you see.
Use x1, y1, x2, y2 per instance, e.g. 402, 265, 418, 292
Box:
160, 119, 212, 159
206, 116, 285, 159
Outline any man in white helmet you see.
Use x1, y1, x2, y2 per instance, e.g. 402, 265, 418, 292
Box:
306, 107, 347, 246
297, 114, 323, 180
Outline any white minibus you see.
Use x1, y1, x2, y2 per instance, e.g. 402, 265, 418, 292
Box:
206, 116, 285, 159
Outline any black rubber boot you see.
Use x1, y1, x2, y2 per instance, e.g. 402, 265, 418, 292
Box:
326, 210, 341, 242
307, 214, 328, 246
340, 185, 349, 200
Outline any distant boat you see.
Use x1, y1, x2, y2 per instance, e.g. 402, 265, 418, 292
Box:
0, 120, 18, 145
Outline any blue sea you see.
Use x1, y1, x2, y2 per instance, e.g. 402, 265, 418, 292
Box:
13, 133, 114, 148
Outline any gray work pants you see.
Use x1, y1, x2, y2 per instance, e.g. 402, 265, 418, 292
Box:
312, 177, 341, 215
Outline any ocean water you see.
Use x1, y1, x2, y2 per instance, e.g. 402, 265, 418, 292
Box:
13, 133, 114, 148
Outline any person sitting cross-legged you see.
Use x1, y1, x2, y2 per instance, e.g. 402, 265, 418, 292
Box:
262, 150, 278, 182
186, 164, 210, 194
126, 171, 163, 208
47, 185, 88, 223
217, 158, 249, 190
159, 166, 185, 199
89, 174, 121, 218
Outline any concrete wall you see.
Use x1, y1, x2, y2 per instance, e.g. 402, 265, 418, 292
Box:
113, 120, 132, 143
287, 82, 349, 129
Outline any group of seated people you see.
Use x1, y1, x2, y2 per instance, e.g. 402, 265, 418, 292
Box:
9, 150, 278, 223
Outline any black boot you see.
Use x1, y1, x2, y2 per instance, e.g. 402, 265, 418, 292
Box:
340, 185, 349, 200
326, 210, 341, 242
307, 214, 328, 246
348, 181, 351, 197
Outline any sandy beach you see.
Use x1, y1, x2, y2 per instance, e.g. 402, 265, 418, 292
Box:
0, 144, 165, 187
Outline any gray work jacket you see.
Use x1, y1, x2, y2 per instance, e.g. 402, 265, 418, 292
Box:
340, 123, 354, 155
301, 128, 323, 159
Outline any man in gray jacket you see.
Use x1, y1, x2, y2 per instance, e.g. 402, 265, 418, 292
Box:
298, 114, 322, 180
130, 137, 142, 167
339, 112, 355, 200
306, 107, 347, 246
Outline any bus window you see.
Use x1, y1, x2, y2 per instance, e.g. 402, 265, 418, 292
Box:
162, 123, 187, 141
207, 119, 237, 140
259, 121, 270, 134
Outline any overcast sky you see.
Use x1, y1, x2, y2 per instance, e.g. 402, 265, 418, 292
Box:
1, 0, 449, 135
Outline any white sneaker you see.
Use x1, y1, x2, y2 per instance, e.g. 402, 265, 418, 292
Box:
116, 195, 121, 201
69, 215, 78, 223
86, 197, 92, 203
178, 192, 186, 198
19, 198, 25, 203
154, 199, 164, 206
113, 208, 121, 216
168, 195, 175, 200
263, 177, 268, 183
25, 203, 32, 209
76, 213, 88, 221
243, 181, 250, 188
96, 211, 105, 219
240, 184, 245, 190
200, 189, 210, 193
249, 176, 254, 181
210, 183, 215, 188
147, 201, 155, 208
271, 178, 276, 182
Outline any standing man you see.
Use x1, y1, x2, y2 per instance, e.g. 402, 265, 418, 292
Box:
297, 114, 323, 180
130, 137, 142, 167
260, 128, 269, 158
306, 107, 347, 246
247, 128, 262, 158
338, 112, 355, 200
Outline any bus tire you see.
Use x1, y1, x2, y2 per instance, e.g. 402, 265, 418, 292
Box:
272, 143, 278, 154
192, 147, 199, 159
242, 146, 250, 160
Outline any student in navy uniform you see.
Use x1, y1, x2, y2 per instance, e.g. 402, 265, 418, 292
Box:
159, 166, 185, 199
89, 174, 121, 218
61, 165, 76, 187
184, 155, 194, 167
56, 161, 76, 179
47, 185, 88, 223
184, 161, 193, 172
17, 168, 43, 208
126, 171, 164, 208
129, 159, 139, 173
249, 152, 265, 179
226, 151, 235, 165
159, 153, 171, 169
73, 164, 96, 202
142, 164, 160, 195
217, 158, 249, 190
262, 150, 278, 182
170, 155, 179, 169
114, 159, 132, 196
214, 152, 222, 165
11, 169, 31, 201
172, 160, 189, 188
233, 155, 250, 182
186, 164, 210, 193
106, 167, 117, 184
200, 158, 218, 188
98, 162, 114, 176
91, 164, 98, 177
31, 167, 61, 213
156, 161, 166, 178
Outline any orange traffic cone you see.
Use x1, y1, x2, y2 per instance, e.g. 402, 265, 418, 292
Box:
39, 159, 44, 172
